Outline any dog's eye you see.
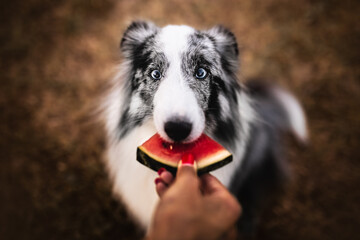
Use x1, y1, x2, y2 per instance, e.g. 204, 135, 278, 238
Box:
195, 68, 207, 79
150, 70, 162, 80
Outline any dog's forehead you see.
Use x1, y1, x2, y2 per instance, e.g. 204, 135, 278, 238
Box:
157, 25, 195, 58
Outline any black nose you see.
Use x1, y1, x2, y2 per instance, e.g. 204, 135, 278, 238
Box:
164, 120, 192, 142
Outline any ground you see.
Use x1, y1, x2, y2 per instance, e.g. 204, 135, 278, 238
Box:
0, 0, 359, 239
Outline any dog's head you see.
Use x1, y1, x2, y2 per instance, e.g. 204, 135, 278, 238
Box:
119, 21, 240, 143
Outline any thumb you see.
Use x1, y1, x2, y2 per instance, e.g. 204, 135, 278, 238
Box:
177, 153, 197, 178
175, 153, 199, 188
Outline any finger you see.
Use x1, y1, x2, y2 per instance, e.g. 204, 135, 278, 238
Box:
159, 170, 174, 186
176, 153, 197, 178
201, 174, 242, 222
200, 173, 227, 195
160, 154, 200, 201
175, 154, 198, 186
168, 153, 200, 194
155, 178, 168, 197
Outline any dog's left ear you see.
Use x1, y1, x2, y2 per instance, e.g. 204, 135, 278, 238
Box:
206, 25, 239, 72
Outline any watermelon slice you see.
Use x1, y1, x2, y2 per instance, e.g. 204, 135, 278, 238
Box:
136, 133, 232, 175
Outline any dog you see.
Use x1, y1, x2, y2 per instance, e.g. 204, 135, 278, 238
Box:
101, 21, 307, 235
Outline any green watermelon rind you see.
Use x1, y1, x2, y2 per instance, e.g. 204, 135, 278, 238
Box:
197, 154, 232, 175
137, 147, 178, 175
136, 147, 233, 175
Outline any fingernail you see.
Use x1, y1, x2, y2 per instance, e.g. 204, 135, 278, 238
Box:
155, 178, 162, 184
157, 168, 166, 175
181, 153, 194, 166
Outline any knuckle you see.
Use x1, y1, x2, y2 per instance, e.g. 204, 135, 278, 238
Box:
223, 195, 241, 217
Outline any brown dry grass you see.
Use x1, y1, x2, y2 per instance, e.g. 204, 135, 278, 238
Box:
1, 0, 359, 239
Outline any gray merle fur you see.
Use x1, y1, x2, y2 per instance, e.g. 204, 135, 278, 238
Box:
116, 21, 302, 237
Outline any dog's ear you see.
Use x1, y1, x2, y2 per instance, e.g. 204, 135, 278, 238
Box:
120, 21, 159, 58
206, 25, 239, 72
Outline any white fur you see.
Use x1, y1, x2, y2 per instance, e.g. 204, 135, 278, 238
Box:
272, 87, 308, 142
154, 25, 205, 143
106, 120, 157, 228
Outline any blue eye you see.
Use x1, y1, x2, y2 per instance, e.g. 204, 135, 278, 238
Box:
150, 70, 162, 80
195, 68, 207, 79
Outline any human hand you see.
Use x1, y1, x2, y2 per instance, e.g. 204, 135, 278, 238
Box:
146, 155, 241, 240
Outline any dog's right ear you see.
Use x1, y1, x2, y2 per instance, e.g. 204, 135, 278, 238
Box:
120, 21, 158, 58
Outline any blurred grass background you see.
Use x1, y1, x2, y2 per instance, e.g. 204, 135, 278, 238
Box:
0, 0, 359, 239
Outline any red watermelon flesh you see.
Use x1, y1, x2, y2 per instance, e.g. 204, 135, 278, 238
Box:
136, 133, 232, 175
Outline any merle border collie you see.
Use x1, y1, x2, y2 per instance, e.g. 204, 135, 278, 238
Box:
101, 21, 307, 235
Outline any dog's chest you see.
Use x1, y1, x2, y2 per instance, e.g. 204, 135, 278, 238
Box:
105, 119, 245, 227
106, 120, 158, 227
